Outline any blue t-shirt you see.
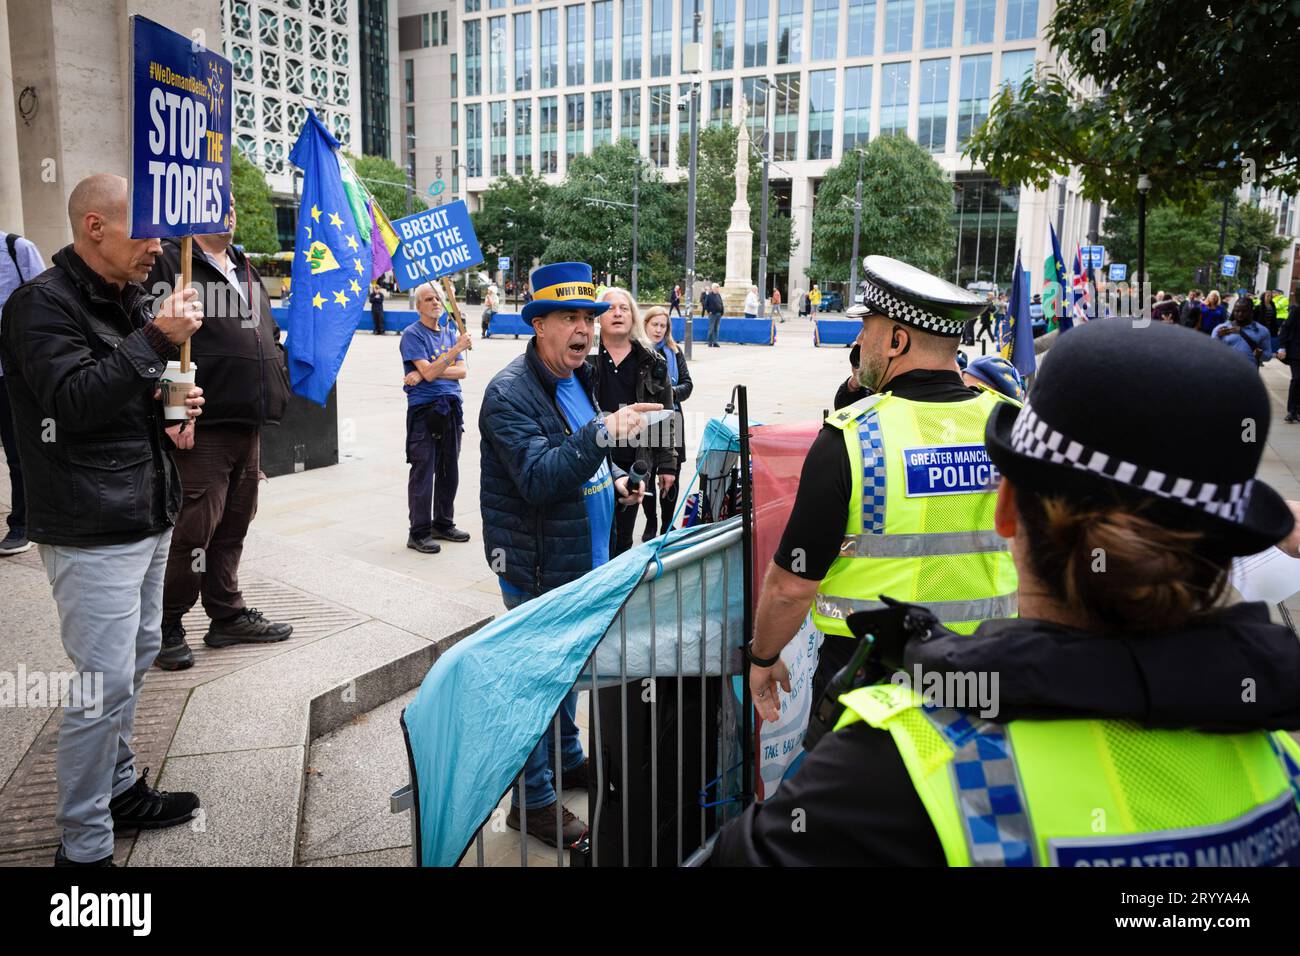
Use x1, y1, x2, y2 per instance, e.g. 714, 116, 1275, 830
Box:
401, 315, 463, 407
499, 375, 614, 597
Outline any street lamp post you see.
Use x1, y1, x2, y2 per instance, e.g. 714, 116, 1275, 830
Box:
848, 149, 865, 302
757, 93, 773, 319
683, 0, 702, 359
632, 172, 639, 298
1136, 172, 1152, 316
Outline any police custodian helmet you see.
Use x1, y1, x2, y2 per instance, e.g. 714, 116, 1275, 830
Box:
859, 255, 987, 337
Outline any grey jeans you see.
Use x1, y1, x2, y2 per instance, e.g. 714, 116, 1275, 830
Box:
39, 529, 172, 861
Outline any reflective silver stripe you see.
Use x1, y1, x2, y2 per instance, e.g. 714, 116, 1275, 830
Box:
815, 592, 1018, 623
839, 530, 1009, 558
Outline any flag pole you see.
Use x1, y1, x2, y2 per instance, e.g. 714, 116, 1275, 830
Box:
440, 276, 470, 347
179, 235, 192, 372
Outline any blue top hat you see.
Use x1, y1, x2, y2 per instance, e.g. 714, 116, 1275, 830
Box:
521, 262, 610, 325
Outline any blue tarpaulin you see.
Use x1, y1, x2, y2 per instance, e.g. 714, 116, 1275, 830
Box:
401, 521, 742, 867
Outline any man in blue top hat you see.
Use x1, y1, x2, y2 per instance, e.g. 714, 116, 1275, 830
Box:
401, 281, 472, 554
480, 261, 657, 848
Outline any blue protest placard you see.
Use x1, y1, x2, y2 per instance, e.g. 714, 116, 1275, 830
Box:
1221, 255, 1240, 278
499, 255, 511, 272
128, 16, 232, 239
1109, 263, 1127, 282
389, 200, 484, 291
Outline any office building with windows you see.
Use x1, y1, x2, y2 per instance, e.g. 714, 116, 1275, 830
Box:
439, 0, 1106, 294
397, 1, 462, 210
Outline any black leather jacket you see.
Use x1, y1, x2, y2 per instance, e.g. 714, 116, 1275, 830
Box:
586, 339, 677, 473
0, 246, 182, 546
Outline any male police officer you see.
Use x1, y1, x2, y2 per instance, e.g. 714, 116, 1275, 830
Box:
748, 256, 1019, 719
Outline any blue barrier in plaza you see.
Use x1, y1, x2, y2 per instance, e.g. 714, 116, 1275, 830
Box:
484, 312, 533, 337
670, 316, 776, 345
812, 319, 859, 347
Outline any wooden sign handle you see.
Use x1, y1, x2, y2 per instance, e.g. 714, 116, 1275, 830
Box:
179, 235, 192, 372
440, 276, 471, 348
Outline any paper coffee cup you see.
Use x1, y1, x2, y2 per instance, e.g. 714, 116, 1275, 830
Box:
160, 360, 197, 421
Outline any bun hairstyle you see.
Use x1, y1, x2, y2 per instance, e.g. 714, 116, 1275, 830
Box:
1016, 488, 1231, 632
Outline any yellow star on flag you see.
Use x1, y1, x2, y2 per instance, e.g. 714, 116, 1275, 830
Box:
346, 234, 359, 251
311, 291, 325, 309
328, 211, 344, 229
305, 225, 312, 238
354, 258, 364, 275
349, 279, 361, 294
333, 290, 349, 306
310, 204, 321, 222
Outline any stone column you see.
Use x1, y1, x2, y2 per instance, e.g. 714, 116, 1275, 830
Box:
721, 101, 753, 315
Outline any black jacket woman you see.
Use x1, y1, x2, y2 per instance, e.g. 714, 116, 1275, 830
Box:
588, 287, 677, 557
716, 320, 1300, 866
641, 305, 692, 541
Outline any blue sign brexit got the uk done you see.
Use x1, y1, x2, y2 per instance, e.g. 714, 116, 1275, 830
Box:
389, 200, 484, 291
128, 16, 232, 238
902, 445, 1000, 497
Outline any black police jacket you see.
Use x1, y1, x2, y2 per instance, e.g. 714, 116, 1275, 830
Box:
713, 602, 1300, 865
145, 239, 290, 428
0, 246, 182, 547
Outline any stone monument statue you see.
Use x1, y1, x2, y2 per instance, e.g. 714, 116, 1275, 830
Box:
722, 99, 755, 316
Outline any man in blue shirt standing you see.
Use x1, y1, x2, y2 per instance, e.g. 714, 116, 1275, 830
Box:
479, 261, 658, 848
401, 282, 472, 554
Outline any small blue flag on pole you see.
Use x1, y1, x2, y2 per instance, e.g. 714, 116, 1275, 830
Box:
1004, 251, 1036, 378
283, 110, 372, 405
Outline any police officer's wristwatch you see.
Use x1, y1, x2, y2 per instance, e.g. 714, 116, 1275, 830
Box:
744, 640, 780, 668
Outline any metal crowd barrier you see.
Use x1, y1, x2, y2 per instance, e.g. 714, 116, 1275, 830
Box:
393, 518, 749, 867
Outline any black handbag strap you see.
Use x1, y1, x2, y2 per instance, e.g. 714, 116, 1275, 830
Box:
6, 233, 24, 282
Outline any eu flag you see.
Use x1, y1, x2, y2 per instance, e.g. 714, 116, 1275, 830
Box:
284, 110, 372, 405
1004, 251, 1036, 378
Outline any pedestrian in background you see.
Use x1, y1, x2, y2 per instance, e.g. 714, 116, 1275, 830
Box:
369, 283, 386, 335
0, 229, 44, 556
479, 261, 652, 847
146, 198, 295, 671
0, 173, 206, 866
744, 285, 760, 318
705, 282, 725, 348
642, 305, 691, 540
401, 282, 472, 554
810, 284, 823, 314
481, 283, 499, 337
1200, 289, 1226, 334
593, 287, 677, 556
1277, 300, 1300, 422
1213, 295, 1273, 368
669, 283, 683, 317
1179, 288, 1203, 330
771, 286, 784, 322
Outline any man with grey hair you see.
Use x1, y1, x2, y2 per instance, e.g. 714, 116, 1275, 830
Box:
0, 173, 207, 865
400, 281, 472, 553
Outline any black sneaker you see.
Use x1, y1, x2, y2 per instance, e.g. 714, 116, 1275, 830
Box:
430, 525, 471, 543
560, 759, 590, 791
1287, 414, 1297, 423
204, 608, 293, 648
54, 844, 114, 867
0, 532, 31, 556
154, 621, 193, 671
109, 768, 199, 831
407, 534, 441, 554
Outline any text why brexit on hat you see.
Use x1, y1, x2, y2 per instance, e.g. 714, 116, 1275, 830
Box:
397, 208, 474, 280
144, 83, 225, 227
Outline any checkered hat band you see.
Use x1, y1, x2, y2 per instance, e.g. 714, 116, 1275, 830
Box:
860, 278, 968, 337
1009, 403, 1251, 523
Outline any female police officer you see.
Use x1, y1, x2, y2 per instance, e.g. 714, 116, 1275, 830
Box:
715, 319, 1300, 866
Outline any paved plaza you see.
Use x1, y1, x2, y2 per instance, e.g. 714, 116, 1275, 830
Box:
4, 307, 1300, 866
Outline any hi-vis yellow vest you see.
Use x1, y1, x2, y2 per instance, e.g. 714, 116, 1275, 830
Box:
836, 683, 1300, 867
811, 388, 1018, 637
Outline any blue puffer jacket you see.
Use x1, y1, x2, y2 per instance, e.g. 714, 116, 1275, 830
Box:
480, 338, 625, 596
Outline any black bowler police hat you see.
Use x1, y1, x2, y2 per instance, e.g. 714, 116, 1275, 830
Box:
985, 320, 1294, 557
858, 255, 988, 337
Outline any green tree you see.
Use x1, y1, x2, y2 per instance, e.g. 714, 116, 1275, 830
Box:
965, 0, 1300, 207
470, 172, 553, 277
674, 124, 795, 288
342, 153, 427, 223
1100, 197, 1291, 292
810, 135, 955, 282
541, 140, 684, 297
231, 151, 279, 254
